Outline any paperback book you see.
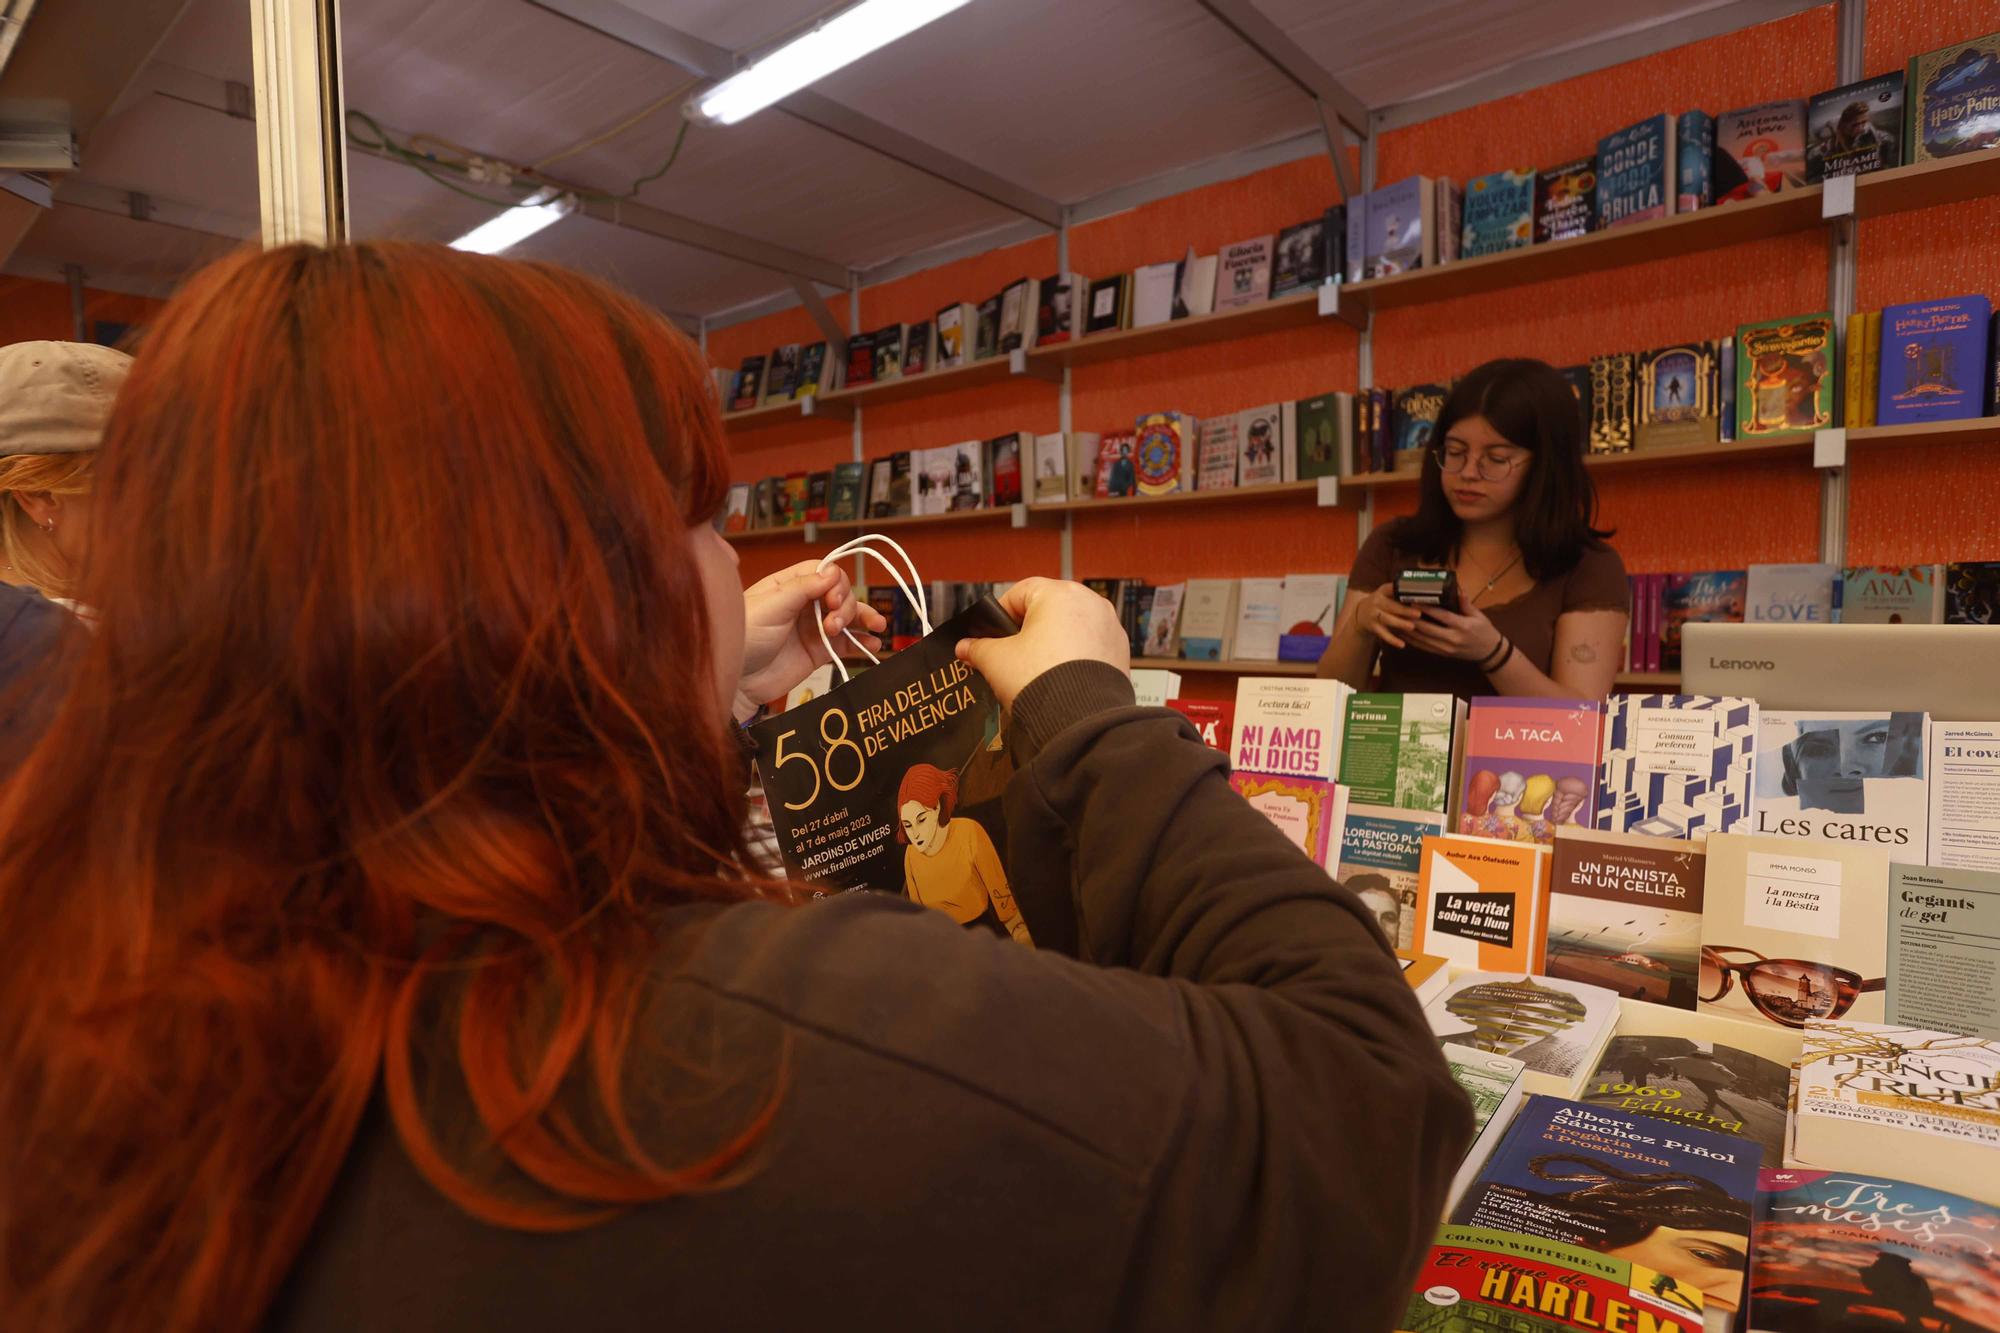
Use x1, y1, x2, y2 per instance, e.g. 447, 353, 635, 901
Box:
1736, 313, 1836, 436
1166, 699, 1232, 752
1888, 861, 2000, 1038
1534, 157, 1597, 243
1194, 414, 1239, 492
1596, 694, 1760, 841
1456, 697, 1605, 845
1269, 217, 1326, 297
1337, 804, 1445, 952
1403, 1226, 1705, 1333
873, 324, 908, 378
987, 433, 1024, 507
1229, 773, 1346, 873
1214, 235, 1274, 310
1092, 431, 1137, 499
1084, 275, 1129, 335
1231, 576, 1283, 661
1583, 1003, 1800, 1168
1750, 1169, 2000, 1333
1132, 410, 1198, 496
934, 302, 972, 368
1753, 709, 1930, 859
1230, 676, 1351, 783
1589, 352, 1637, 453
795, 341, 829, 398
1699, 832, 1893, 1030
1596, 113, 1676, 228
1661, 571, 1747, 672
1337, 692, 1456, 812
1173, 251, 1218, 319
1449, 1098, 1758, 1322
1715, 99, 1808, 201
1840, 564, 1943, 623
1368, 175, 1434, 276
763, 343, 800, 402
1745, 563, 1840, 624
1791, 1019, 2000, 1205
1177, 579, 1237, 661
1391, 384, 1448, 470
1141, 583, 1183, 659
827, 461, 865, 523
1276, 573, 1342, 664
1635, 342, 1718, 449
1677, 109, 1714, 211
973, 296, 1001, 360
1459, 167, 1536, 258
1030, 432, 1068, 504
1807, 71, 1905, 181
1441, 1045, 1528, 1213
1930, 721, 2000, 872
1548, 826, 1707, 1008
1129, 261, 1177, 329
1236, 403, 1285, 487
730, 355, 765, 411
1945, 560, 2000, 624
1414, 835, 1553, 974
1425, 976, 1619, 1098
1293, 391, 1347, 481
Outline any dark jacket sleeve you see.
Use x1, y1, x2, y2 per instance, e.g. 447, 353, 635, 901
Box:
1003, 662, 1471, 1332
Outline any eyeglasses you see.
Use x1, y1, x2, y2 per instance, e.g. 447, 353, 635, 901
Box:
1431, 443, 1527, 482
1699, 945, 1884, 1028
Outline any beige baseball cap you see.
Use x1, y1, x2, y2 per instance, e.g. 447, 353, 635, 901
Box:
0, 340, 133, 457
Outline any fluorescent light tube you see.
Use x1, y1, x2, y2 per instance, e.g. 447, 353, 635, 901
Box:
448, 189, 574, 255
688, 0, 974, 127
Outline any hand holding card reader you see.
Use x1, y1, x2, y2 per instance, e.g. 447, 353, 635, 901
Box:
1394, 567, 1460, 610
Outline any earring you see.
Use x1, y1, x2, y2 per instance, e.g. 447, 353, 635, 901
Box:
42, 519, 55, 534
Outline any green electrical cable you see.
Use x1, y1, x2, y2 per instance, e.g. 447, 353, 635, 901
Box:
344, 107, 693, 212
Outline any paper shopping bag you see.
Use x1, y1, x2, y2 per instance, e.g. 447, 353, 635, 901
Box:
748, 537, 1031, 944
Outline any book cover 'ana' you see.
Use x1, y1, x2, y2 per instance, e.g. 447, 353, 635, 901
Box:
1457, 697, 1605, 845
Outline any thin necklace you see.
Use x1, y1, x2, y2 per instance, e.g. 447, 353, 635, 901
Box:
1464, 550, 1522, 607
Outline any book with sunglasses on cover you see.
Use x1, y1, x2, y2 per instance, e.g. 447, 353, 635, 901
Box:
1635, 342, 1719, 450
1548, 826, 1706, 1009
1888, 862, 2000, 1040
1595, 694, 1760, 841
1749, 1168, 2000, 1333
1699, 832, 1892, 1031
1752, 710, 1931, 860
1399, 1226, 1707, 1333
1930, 722, 2000, 874
1415, 835, 1553, 974
1448, 1097, 1758, 1327
1337, 805, 1445, 953
1790, 1020, 2000, 1206
1441, 1044, 1527, 1214
1582, 1002, 1800, 1169
1424, 973, 1619, 1098
1457, 698, 1606, 846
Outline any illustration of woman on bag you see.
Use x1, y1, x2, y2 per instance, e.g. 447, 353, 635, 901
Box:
896, 763, 1032, 946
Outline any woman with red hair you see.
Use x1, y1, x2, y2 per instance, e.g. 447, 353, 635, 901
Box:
0, 242, 1467, 1333
895, 762, 1029, 944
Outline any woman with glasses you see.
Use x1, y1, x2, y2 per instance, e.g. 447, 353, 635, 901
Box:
1319, 358, 1630, 698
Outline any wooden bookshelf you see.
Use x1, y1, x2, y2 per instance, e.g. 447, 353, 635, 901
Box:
1614, 672, 1682, 689
817, 502, 1057, 534
717, 151, 2000, 433
1848, 414, 2000, 452
1027, 290, 1329, 370
1133, 657, 1318, 676
1343, 432, 1818, 489
1034, 478, 1326, 515
724, 524, 811, 545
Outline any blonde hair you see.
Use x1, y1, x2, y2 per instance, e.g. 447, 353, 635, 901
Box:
0, 451, 94, 599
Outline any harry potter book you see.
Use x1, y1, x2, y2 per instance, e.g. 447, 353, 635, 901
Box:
1906, 28, 2000, 163
1878, 295, 1992, 423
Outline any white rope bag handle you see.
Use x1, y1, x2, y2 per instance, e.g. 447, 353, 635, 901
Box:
814, 532, 931, 684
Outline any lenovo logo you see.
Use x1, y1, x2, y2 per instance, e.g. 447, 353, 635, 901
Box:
1709, 657, 1776, 671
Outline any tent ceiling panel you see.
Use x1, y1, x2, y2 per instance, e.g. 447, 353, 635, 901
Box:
508, 210, 787, 315
12, 203, 240, 299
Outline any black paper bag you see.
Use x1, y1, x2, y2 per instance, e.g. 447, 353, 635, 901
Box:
748, 544, 1029, 944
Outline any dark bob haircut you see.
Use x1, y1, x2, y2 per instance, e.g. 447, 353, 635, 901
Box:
1390, 357, 1613, 583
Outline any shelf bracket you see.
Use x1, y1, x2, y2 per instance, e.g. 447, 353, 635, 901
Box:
798, 393, 853, 422
1317, 281, 1366, 332
1008, 348, 1063, 385
789, 276, 851, 363
1010, 502, 1063, 530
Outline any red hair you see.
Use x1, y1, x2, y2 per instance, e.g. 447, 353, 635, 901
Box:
0, 243, 792, 1332
894, 763, 958, 842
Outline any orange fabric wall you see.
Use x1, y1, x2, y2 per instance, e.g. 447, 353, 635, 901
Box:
718, 0, 1999, 636
1847, 0, 2000, 564
0, 277, 163, 347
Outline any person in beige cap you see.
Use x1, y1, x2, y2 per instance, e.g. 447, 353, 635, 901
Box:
0, 340, 131, 601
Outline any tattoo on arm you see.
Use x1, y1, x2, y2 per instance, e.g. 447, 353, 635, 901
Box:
1569, 643, 1598, 664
